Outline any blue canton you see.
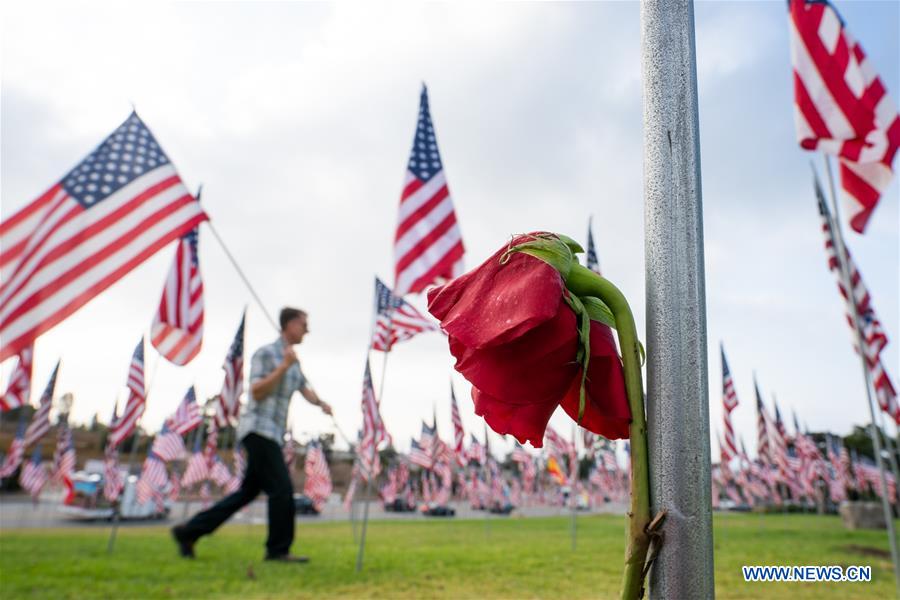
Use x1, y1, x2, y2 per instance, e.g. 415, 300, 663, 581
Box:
406, 85, 443, 183
183, 229, 200, 267
375, 277, 406, 316
62, 112, 170, 208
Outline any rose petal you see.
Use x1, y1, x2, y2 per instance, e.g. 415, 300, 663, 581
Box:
471, 386, 558, 448
559, 321, 631, 439
448, 305, 579, 403
427, 239, 563, 350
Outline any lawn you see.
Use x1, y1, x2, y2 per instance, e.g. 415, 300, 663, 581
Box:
0, 513, 894, 598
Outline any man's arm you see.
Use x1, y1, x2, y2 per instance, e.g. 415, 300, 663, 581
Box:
251, 345, 297, 401
300, 386, 333, 415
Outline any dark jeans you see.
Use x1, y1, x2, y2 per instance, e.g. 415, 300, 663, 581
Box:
181, 433, 295, 556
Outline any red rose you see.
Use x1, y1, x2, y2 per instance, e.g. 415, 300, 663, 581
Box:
427, 234, 631, 447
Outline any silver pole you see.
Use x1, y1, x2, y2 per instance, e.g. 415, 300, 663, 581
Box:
820, 156, 900, 593
640, 1, 714, 598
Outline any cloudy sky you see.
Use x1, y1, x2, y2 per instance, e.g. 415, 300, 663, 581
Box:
1, 1, 897, 460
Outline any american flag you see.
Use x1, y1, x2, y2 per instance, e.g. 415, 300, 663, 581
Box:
582, 430, 597, 456
450, 384, 465, 466
773, 399, 787, 440
108, 339, 146, 448
357, 359, 390, 480
303, 441, 332, 511
0, 420, 27, 479
544, 426, 574, 464
815, 177, 898, 422
870, 360, 899, 423
227, 449, 246, 494
408, 438, 432, 469
24, 361, 59, 449
371, 277, 438, 352
838, 443, 858, 489
203, 421, 219, 474
381, 467, 399, 504
168, 473, 181, 502
150, 424, 186, 462
102, 401, 124, 502
511, 442, 531, 465
209, 456, 233, 488
788, 0, 900, 234
767, 403, 792, 485
466, 433, 486, 466
181, 434, 210, 489
0, 113, 208, 361
754, 379, 771, 464
816, 175, 889, 361
215, 312, 245, 428
151, 228, 204, 365
283, 428, 296, 468
393, 85, 465, 296
343, 465, 359, 510
419, 421, 436, 455
19, 446, 48, 501
720, 346, 739, 462
167, 386, 202, 435
433, 460, 452, 505
136, 452, 169, 506
199, 482, 212, 507
103, 444, 125, 503
1, 345, 33, 411
52, 423, 76, 484
585, 217, 602, 275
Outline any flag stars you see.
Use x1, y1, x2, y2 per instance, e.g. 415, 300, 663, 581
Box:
63, 115, 171, 207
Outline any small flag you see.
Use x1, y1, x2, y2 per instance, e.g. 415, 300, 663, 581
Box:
371, 277, 438, 352
167, 386, 202, 435
0, 345, 33, 412
151, 228, 204, 365
24, 361, 59, 448
215, 312, 245, 427
108, 339, 145, 449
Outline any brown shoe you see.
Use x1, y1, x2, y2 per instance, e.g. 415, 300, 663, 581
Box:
264, 553, 309, 563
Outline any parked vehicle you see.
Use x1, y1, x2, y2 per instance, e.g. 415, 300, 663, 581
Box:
59, 460, 170, 521
294, 493, 320, 515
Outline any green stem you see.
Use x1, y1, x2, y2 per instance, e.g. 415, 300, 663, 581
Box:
566, 263, 651, 600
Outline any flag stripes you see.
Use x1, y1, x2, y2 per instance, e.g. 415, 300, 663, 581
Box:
788, 0, 900, 233
151, 229, 204, 365
1, 346, 33, 412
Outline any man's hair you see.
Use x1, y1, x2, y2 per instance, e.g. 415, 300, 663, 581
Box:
279, 307, 307, 330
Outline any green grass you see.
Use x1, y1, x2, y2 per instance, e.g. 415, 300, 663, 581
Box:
0, 513, 894, 598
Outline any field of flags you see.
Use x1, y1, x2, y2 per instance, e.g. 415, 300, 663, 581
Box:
0, 0, 896, 521
0, 3, 898, 597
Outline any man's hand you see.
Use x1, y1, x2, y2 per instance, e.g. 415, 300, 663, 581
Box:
281, 344, 298, 369
319, 401, 333, 416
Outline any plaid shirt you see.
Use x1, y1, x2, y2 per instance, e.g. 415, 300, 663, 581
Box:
237, 338, 308, 446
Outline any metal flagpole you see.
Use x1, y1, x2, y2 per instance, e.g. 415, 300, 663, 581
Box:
353, 293, 399, 566
820, 156, 900, 591
875, 405, 900, 510
483, 424, 491, 539
355, 443, 377, 572
570, 423, 578, 552
107, 350, 159, 554
205, 219, 279, 334
181, 424, 203, 520
640, 1, 714, 597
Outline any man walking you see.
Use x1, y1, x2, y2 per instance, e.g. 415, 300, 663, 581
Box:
172, 307, 332, 562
